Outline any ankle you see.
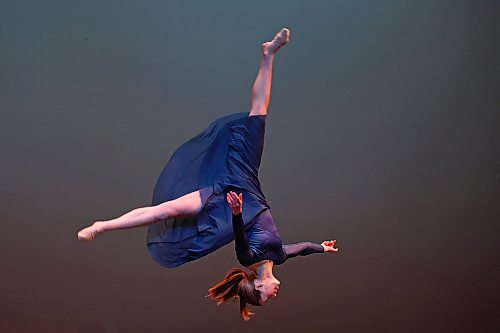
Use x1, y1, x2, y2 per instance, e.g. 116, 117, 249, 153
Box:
261, 43, 276, 57
93, 221, 105, 233
261, 53, 276, 63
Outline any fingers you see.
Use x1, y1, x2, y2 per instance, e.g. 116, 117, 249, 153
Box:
232, 191, 242, 203
330, 240, 338, 251
322, 239, 339, 252
226, 192, 236, 203
323, 239, 336, 246
226, 191, 243, 209
228, 191, 242, 203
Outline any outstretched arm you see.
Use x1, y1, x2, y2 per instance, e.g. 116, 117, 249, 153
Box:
283, 240, 338, 260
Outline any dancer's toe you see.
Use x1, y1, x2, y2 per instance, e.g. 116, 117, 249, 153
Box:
262, 28, 291, 55
77, 224, 99, 242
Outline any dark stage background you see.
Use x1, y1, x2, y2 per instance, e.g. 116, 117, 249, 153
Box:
1, 1, 499, 332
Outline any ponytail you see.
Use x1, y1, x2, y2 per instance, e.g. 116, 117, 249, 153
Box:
208, 268, 261, 320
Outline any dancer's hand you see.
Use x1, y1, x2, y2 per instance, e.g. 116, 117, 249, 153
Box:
321, 240, 339, 253
227, 191, 243, 215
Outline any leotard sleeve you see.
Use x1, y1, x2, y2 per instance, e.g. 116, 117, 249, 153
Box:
232, 213, 255, 266
282, 242, 324, 261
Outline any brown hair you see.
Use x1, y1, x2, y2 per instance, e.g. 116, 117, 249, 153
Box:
207, 268, 262, 321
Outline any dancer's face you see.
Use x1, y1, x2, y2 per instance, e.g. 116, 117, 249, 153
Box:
255, 277, 280, 305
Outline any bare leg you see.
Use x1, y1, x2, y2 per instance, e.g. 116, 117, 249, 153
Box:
249, 28, 290, 117
77, 190, 204, 241
78, 29, 291, 242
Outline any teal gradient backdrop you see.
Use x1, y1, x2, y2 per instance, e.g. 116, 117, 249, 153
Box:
1, 1, 499, 332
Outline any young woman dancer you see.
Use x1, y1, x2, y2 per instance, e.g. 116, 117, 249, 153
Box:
208, 191, 337, 320
77, 28, 339, 320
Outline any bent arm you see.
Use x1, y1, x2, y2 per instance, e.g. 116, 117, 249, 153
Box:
232, 213, 255, 265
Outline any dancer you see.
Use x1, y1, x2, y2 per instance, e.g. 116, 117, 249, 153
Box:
77, 28, 339, 320
207, 191, 337, 320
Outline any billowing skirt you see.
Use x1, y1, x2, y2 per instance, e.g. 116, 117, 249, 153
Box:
146, 113, 269, 268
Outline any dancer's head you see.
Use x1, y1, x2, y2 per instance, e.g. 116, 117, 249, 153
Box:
208, 268, 279, 320
254, 274, 280, 305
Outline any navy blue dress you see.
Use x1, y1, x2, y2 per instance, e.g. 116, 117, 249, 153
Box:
231, 211, 324, 267
147, 113, 272, 268
146, 112, 325, 268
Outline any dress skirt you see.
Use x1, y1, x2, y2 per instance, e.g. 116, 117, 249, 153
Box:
146, 112, 270, 268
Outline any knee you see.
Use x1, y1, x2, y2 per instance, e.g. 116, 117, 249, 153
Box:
152, 204, 176, 220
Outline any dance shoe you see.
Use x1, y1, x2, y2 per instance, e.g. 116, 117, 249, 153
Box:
262, 28, 291, 55
77, 223, 99, 242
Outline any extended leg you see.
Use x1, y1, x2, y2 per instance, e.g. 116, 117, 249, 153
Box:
77, 190, 204, 241
249, 28, 290, 117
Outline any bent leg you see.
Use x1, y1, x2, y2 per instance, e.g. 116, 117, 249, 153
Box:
77, 190, 206, 241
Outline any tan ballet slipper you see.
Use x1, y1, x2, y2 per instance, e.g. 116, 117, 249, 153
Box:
262, 28, 291, 56
77, 222, 102, 242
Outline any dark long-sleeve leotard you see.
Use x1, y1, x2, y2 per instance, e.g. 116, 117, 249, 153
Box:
232, 211, 324, 267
